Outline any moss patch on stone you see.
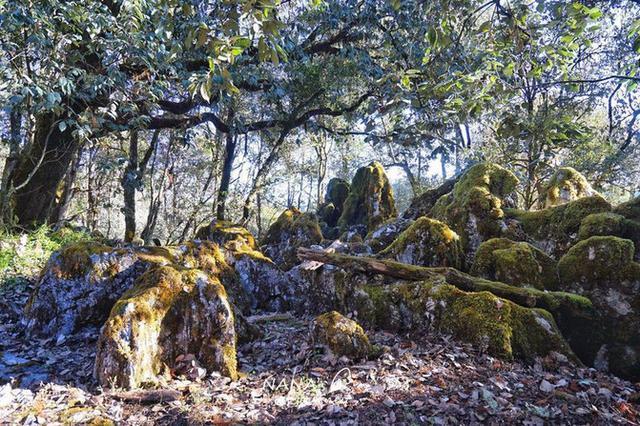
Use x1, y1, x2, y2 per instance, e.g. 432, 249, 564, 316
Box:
195, 220, 257, 249
312, 311, 372, 359
614, 196, 640, 223
505, 195, 612, 258
578, 213, 640, 257
95, 264, 237, 389
361, 282, 575, 362
471, 238, 558, 290
543, 167, 596, 208
338, 161, 398, 232
380, 217, 464, 269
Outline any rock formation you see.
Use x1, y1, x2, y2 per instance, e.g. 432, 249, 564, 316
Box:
337, 161, 398, 233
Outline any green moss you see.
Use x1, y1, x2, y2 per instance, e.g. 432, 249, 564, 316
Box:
506, 195, 612, 257
195, 220, 257, 249
430, 163, 519, 254
318, 178, 351, 227
614, 196, 640, 223
543, 167, 596, 208
380, 217, 464, 269
471, 238, 558, 290
313, 311, 372, 358
97, 264, 238, 388
578, 213, 640, 253
262, 208, 323, 269
361, 281, 575, 362
338, 161, 398, 232
54, 241, 113, 278
558, 236, 640, 290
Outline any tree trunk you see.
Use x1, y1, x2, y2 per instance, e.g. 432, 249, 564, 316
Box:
10, 112, 78, 228
122, 131, 139, 242
216, 123, 237, 221
49, 144, 82, 225
0, 109, 23, 225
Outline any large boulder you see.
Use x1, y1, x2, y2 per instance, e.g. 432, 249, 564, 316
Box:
94, 265, 237, 388
23, 241, 257, 339
338, 161, 398, 233
402, 177, 458, 220
261, 208, 323, 271
379, 217, 464, 269
543, 167, 597, 208
614, 196, 640, 223
558, 236, 640, 380
470, 238, 558, 290
356, 281, 575, 363
23, 242, 164, 339
311, 311, 372, 359
317, 178, 350, 228
505, 195, 612, 259
364, 217, 414, 253
578, 212, 640, 259
430, 163, 519, 260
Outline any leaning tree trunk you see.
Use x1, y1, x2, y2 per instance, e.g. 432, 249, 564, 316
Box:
0, 109, 23, 226
10, 112, 78, 228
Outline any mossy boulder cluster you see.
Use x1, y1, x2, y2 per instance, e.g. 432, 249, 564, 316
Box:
21, 161, 640, 387
24, 222, 297, 388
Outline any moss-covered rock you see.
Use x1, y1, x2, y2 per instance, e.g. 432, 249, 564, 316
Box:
318, 178, 351, 228
505, 195, 612, 258
402, 177, 458, 220
195, 220, 256, 250
94, 265, 237, 388
364, 217, 414, 253
262, 208, 323, 271
578, 212, 640, 258
543, 167, 597, 208
557, 236, 640, 379
379, 217, 464, 269
358, 282, 575, 362
470, 238, 558, 290
338, 162, 398, 232
430, 163, 519, 260
311, 311, 372, 359
614, 196, 640, 223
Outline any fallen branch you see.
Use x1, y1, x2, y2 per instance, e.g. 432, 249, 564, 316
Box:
108, 389, 181, 404
297, 247, 593, 317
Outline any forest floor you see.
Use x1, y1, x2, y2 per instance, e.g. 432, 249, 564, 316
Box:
2, 281, 640, 425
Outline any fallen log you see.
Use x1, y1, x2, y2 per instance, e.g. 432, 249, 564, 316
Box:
297, 247, 593, 317
108, 389, 182, 404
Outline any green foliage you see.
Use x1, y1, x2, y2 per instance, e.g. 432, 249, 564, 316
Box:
0, 226, 92, 288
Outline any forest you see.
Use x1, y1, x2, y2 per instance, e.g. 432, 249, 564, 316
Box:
1, 0, 640, 424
